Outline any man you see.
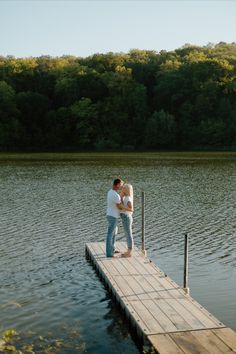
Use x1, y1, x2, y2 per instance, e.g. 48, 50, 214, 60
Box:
106, 178, 124, 257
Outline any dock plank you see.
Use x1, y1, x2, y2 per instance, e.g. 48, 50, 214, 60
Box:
148, 334, 185, 354
212, 328, 236, 352
150, 330, 236, 354
152, 299, 192, 332
169, 331, 213, 354
164, 298, 208, 330
114, 275, 139, 300
178, 298, 223, 328
191, 329, 234, 354
142, 298, 178, 333
127, 299, 164, 334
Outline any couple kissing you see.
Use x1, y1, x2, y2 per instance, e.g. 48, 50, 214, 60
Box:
106, 178, 134, 258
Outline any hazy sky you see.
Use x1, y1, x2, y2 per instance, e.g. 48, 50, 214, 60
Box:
0, 0, 235, 58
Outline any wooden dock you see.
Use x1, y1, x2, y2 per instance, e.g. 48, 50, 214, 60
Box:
85, 241, 236, 353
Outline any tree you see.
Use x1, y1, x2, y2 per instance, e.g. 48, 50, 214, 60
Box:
1, 43, 236, 151
16, 91, 50, 147
145, 110, 176, 148
0, 81, 20, 148
70, 98, 98, 148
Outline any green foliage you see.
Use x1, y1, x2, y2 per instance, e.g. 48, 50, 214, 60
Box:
143, 345, 156, 354
145, 110, 176, 148
0, 327, 86, 353
1, 42, 236, 151
0, 329, 18, 353
70, 98, 98, 147
0, 81, 20, 148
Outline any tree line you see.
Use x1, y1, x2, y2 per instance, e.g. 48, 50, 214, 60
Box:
0, 42, 236, 151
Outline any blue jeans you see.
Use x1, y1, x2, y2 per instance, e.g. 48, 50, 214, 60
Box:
106, 216, 118, 257
120, 213, 133, 250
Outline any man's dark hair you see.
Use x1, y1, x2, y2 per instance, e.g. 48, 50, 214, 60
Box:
113, 178, 122, 186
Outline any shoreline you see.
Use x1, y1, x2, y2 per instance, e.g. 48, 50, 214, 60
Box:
0, 150, 236, 161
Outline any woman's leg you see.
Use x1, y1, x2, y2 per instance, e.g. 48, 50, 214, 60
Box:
121, 214, 133, 255
126, 215, 133, 251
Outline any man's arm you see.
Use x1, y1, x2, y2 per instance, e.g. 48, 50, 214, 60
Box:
116, 203, 133, 212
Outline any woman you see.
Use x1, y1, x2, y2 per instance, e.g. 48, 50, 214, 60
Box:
120, 184, 134, 257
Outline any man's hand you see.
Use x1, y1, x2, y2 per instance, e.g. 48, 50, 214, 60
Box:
116, 203, 124, 210
116, 203, 133, 212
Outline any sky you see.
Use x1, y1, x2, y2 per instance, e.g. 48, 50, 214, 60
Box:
0, 0, 236, 58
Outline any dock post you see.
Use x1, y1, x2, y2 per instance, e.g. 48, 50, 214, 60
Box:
183, 233, 190, 295
141, 191, 147, 256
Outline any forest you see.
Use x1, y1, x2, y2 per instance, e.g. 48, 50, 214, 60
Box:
0, 42, 236, 151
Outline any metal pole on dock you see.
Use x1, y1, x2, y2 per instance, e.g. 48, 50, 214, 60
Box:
141, 191, 147, 256
183, 233, 190, 295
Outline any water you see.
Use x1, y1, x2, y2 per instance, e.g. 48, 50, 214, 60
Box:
0, 152, 235, 353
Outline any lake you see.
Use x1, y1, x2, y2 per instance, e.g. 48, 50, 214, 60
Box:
0, 152, 235, 353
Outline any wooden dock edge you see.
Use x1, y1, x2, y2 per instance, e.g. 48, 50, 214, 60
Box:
85, 243, 151, 343
85, 244, 236, 353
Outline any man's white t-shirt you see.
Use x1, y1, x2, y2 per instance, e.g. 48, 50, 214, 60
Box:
107, 189, 121, 218
120, 196, 133, 216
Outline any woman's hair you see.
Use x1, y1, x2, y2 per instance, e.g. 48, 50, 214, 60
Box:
123, 184, 133, 199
